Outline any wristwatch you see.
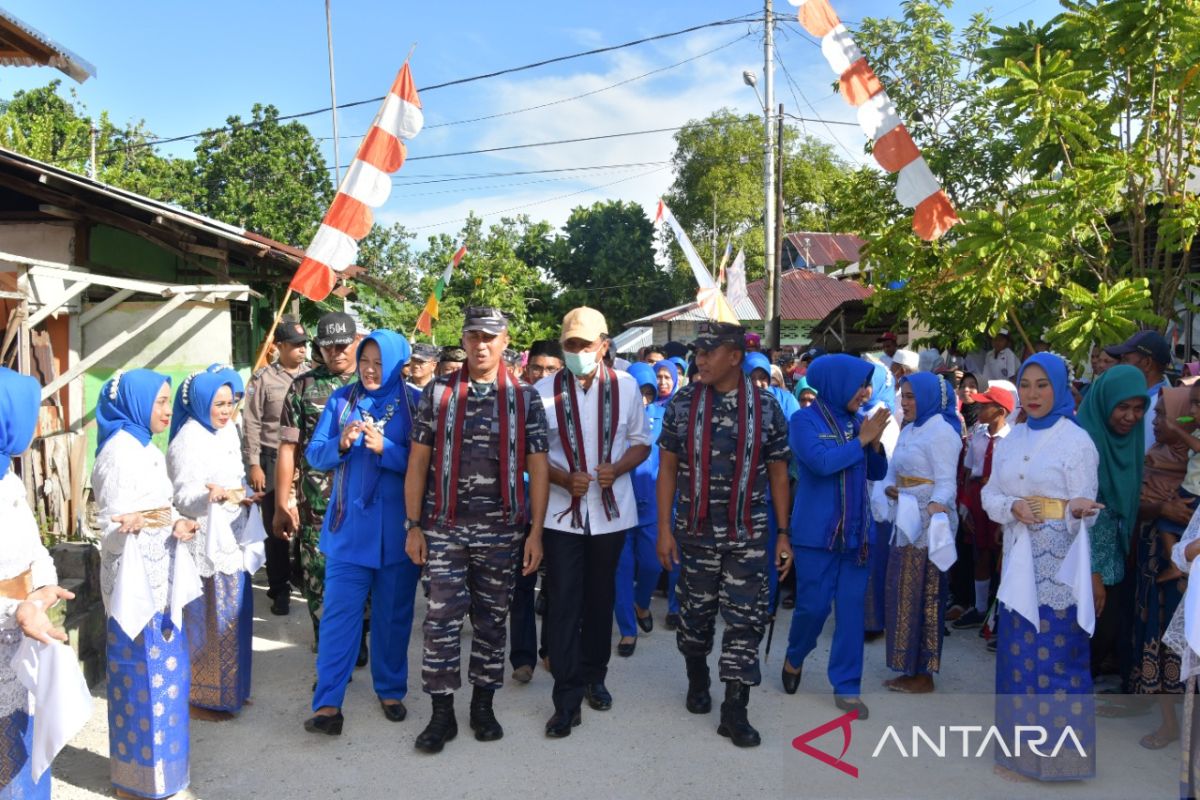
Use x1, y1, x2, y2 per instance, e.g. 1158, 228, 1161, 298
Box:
404, 518, 421, 532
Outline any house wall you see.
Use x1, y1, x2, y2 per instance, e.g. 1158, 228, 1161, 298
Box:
649, 319, 814, 348
80, 299, 234, 471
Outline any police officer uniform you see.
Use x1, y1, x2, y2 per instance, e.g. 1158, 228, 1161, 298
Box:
243, 317, 308, 615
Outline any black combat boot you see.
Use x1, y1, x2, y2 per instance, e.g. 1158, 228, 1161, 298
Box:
469, 686, 504, 742
414, 694, 458, 754
717, 681, 760, 747
685, 656, 712, 714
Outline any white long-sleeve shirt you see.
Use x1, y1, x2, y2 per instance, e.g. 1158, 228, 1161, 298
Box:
167, 420, 249, 576
536, 370, 650, 535
881, 416, 962, 546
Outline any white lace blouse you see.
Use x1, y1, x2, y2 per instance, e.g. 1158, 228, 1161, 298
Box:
878, 416, 961, 547
167, 419, 248, 577
92, 430, 181, 613
982, 418, 1099, 609
0, 470, 58, 716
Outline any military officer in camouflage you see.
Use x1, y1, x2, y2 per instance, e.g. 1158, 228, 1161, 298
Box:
406, 342, 440, 392
437, 345, 466, 377
405, 307, 550, 754
656, 322, 794, 748
274, 311, 359, 648
243, 316, 309, 616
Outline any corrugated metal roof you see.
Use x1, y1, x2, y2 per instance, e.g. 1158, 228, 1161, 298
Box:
783, 232, 865, 269
0, 11, 95, 83
627, 270, 872, 325
611, 325, 653, 353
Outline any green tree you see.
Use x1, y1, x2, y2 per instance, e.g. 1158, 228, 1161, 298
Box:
190, 104, 332, 247
664, 109, 855, 283
540, 200, 674, 330
0, 80, 193, 201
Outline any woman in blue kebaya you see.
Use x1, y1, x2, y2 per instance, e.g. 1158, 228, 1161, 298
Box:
304, 330, 421, 736
782, 354, 889, 720
653, 359, 684, 630
614, 363, 665, 656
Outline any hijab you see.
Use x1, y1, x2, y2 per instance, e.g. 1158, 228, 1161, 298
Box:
806, 354, 873, 423
169, 370, 234, 441
653, 360, 679, 407
354, 330, 412, 416
1077, 365, 1146, 529
627, 362, 656, 396
206, 363, 244, 398
870, 363, 898, 418
900, 372, 963, 435
792, 375, 817, 399
95, 369, 171, 456
1017, 353, 1077, 430
1143, 387, 1193, 505
0, 367, 40, 478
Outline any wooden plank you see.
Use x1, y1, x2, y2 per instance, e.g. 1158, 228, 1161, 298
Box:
39, 291, 190, 399
68, 431, 86, 537
26, 278, 90, 327
78, 289, 133, 326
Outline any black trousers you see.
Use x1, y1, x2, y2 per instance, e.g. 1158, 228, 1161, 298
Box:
510, 532, 540, 669
260, 449, 291, 597
543, 527, 627, 712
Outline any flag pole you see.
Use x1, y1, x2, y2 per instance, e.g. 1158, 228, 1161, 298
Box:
252, 288, 293, 371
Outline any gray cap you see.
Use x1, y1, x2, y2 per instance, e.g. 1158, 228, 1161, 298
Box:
462, 306, 509, 335
410, 342, 440, 362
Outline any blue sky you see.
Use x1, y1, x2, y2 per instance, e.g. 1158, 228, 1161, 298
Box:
1, 0, 1058, 246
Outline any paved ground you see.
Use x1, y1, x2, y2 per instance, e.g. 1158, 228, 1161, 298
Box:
49, 577, 1180, 800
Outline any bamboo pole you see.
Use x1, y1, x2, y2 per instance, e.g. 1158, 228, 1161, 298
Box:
252, 288, 293, 371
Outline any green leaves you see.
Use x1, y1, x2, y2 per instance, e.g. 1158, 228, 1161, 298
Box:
1046, 278, 1163, 365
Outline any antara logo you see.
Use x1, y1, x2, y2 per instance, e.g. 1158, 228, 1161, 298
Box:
871, 725, 1088, 759
792, 709, 859, 778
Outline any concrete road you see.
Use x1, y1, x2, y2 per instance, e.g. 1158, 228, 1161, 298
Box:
49, 577, 1179, 800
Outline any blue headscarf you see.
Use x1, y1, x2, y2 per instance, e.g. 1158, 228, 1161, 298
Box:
207, 364, 244, 399
170, 370, 235, 441
668, 356, 688, 378
1018, 352, 1077, 430
792, 375, 817, 399
870, 363, 898, 419
95, 369, 171, 456
627, 362, 656, 395
901, 372, 962, 435
742, 352, 772, 380
355, 330, 412, 415
653, 360, 679, 407
0, 367, 40, 478
806, 354, 874, 422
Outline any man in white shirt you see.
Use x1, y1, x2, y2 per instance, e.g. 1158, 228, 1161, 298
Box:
537, 307, 650, 737
982, 329, 1019, 383
1105, 330, 1174, 451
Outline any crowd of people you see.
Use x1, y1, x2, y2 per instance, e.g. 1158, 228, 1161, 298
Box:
3, 305, 1200, 796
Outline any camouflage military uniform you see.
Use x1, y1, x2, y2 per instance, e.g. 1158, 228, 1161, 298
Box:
658, 383, 791, 685
278, 365, 354, 629
411, 374, 549, 694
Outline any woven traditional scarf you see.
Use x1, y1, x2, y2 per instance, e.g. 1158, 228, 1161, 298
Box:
432, 366, 526, 527
329, 382, 362, 533
685, 377, 762, 539
815, 396, 869, 565
553, 364, 620, 527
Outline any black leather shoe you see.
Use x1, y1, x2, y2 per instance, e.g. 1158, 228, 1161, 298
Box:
469, 686, 504, 742
270, 593, 290, 616
380, 699, 407, 722
414, 694, 457, 754
616, 638, 637, 657
304, 711, 344, 736
782, 661, 802, 695
584, 683, 613, 711
636, 611, 653, 633
835, 695, 869, 721
545, 708, 581, 738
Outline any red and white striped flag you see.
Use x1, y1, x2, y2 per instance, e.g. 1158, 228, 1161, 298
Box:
289, 63, 424, 301
790, 0, 959, 241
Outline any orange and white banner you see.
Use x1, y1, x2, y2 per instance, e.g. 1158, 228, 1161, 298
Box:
789, 0, 959, 241
290, 64, 424, 301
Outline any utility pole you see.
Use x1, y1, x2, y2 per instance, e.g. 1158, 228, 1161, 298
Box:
774, 102, 785, 350
89, 125, 97, 180
325, 0, 342, 186
762, 0, 778, 349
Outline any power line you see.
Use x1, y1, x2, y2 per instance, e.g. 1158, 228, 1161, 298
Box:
410, 166, 669, 230
774, 47, 864, 163
320, 32, 754, 140
52, 11, 765, 165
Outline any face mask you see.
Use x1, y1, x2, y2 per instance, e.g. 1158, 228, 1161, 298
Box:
564, 350, 598, 378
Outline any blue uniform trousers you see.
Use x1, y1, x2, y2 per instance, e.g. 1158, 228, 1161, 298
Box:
614, 521, 661, 638
313, 557, 420, 710
786, 546, 868, 697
